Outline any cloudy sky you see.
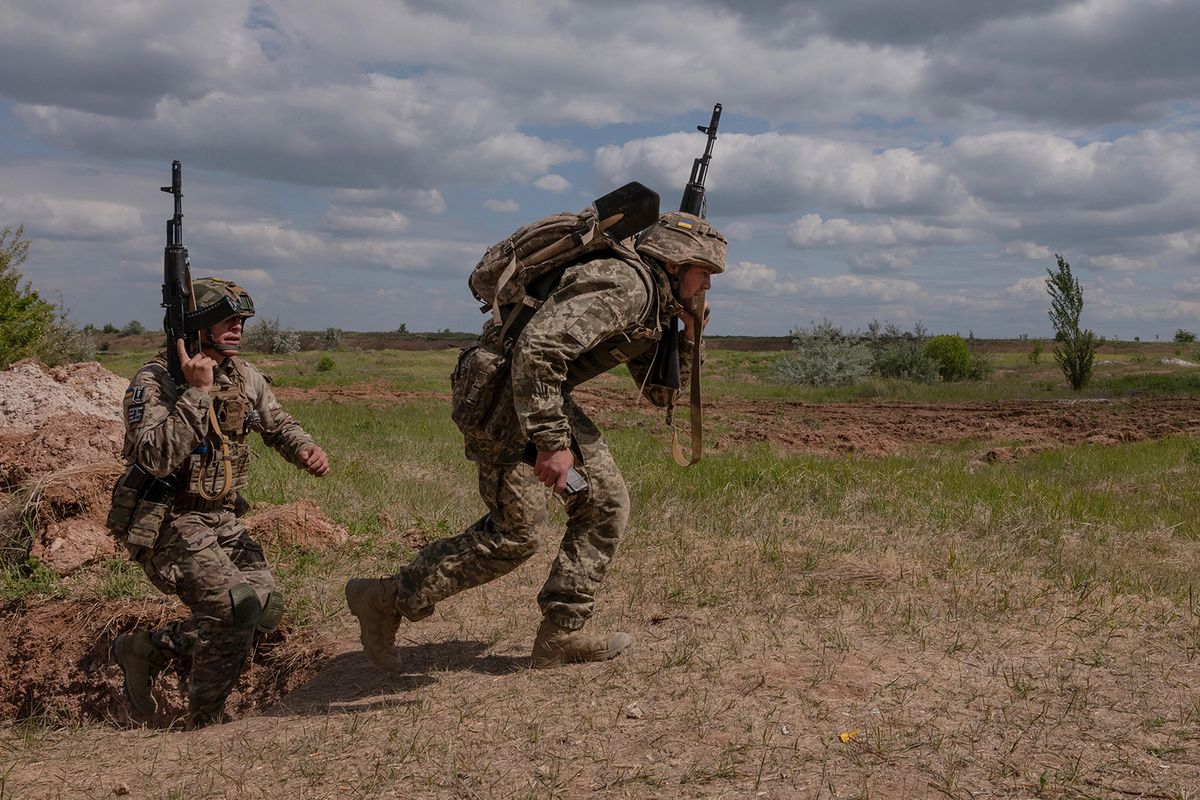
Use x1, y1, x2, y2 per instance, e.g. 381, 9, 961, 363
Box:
2, 0, 1198, 338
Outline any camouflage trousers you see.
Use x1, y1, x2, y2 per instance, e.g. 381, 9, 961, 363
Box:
392, 408, 630, 631
133, 509, 274, 719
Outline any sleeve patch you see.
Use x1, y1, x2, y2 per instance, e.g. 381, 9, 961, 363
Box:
127, 406, 145, 424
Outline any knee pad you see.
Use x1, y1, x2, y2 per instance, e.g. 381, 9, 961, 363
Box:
256, 591, 285, 632
228, 582, 263, 629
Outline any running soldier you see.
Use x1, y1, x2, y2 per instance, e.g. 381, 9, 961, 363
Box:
108, 277, 329, 727
346, 211, 726, 668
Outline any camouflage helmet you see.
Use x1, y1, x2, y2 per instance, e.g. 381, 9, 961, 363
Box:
191, 277, 255, 323
635, 212, 727, 274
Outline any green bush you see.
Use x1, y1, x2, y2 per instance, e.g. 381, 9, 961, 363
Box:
923, 335, 972, 382
774, 320, 871, 386
1174, 329, 1196, 343
102, 323, 118, 334
863, 320, 937, 382
967, 351, 994, 381
245, 317, 300, 354
120, 320, 145, 336
319, 327, 343, 350
317, 355, 335, 372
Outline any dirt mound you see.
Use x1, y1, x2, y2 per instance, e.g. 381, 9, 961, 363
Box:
0, 412, 123, 489
0, 360, 129, 574
245, 499, 349, 550
0, 359, 128, 432
0, 597, 332, 725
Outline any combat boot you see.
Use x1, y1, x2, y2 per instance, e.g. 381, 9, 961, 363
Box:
530, 619, 631, 669
111, 631, 165, 716
345, 577, 403, 671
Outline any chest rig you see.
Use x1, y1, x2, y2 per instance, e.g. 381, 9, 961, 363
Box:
183, 358, 254, 502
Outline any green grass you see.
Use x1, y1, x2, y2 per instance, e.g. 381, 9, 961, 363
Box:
0, 557, 64, 603
70, 344, 1200, 613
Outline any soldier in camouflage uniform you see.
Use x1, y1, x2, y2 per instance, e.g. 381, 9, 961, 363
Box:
346, 211, 726, 669
109, 277, 329, 727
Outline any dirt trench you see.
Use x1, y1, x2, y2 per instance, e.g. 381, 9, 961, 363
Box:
0, 596, 333, 726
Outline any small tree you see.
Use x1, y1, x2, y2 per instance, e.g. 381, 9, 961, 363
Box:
0, 226, 55, 369
1046, 254, 1096, 390
120, 320, 145, 336
1027, 340, 1043, 365
1174, 329, 1196, 343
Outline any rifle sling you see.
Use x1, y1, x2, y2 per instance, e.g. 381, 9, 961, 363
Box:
670, 290, 704, 467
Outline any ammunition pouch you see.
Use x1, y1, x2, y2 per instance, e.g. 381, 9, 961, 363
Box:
450, 325, 511, 434
184, 440, 251, 498
107, 465, 177, 552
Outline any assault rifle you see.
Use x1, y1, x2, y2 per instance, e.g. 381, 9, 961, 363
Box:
160, 161, 241, 385
669, 102, 722, 467
161, 160, 194, 385
679, 103, 721, 218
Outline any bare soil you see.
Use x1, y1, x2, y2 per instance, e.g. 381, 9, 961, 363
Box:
4, 538, 1197, 798
277, 381, 1200, 458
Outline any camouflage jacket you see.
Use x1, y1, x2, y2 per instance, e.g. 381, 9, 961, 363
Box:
121, 353, 315, 484
464, 254, 698, 462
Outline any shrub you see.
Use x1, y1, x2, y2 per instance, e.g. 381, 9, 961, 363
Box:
967, 351, 994, 381
102, 323, 118, 334
245, 317, 300, 354
1174, 329, 1196, 343
37, 308, 97, 366
774, 320, 871, 386
120, 320, 145, 336
1028, 341, 1043, 365
319, 327, 343, 350
866, 320, 937, 382
923, 335, 972, 382
316, 355, 335, 372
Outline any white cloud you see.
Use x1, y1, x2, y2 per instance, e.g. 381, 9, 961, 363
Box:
1005, 276, 1047, 300
484, 199, 520, 213
534, 174, 571, 193
788, 213, 978, 248
0, 194, 142, 240
1004, 241, 1052, 261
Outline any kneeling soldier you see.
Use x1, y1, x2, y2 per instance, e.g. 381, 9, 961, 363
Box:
108, 277, 329, 727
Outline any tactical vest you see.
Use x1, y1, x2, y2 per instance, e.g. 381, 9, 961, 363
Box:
182, 358, 253, 500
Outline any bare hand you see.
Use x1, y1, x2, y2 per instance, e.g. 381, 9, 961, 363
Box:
297, 444, 330, 477
177, 339, 217, 393
533, 448, 574, 493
